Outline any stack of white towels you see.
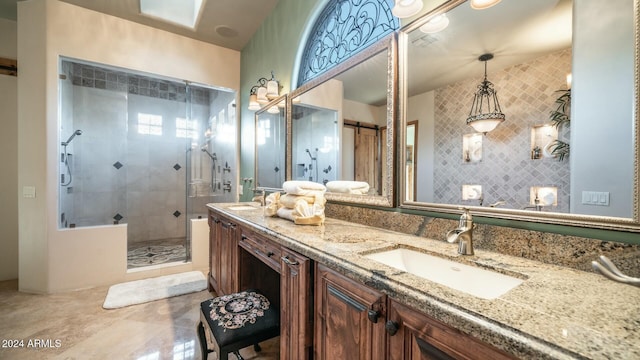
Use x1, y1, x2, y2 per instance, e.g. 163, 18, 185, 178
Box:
325, 180, 370, 195
264, 181, 326, 226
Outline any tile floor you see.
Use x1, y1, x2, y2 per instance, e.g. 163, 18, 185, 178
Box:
0, 279, 279, 360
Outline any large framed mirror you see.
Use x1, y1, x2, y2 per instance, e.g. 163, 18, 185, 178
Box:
287, 34, 397, 207
399, 0, 640, 231
255, 95, 287, 191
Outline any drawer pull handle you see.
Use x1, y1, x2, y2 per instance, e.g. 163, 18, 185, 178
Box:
267, 251, 274, 257
281, 256, 299, 266
367, 310, 381, 323
385, 320, 399, 336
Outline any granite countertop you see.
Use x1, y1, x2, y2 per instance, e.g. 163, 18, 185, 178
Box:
207, 202, 640, 360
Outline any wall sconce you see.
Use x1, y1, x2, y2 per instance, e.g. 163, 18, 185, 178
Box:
392, 0, 423, 18
470, 0, 501, 10
420, 13, 449, 33
248, 71, 280, 111
466, 53, 505, 134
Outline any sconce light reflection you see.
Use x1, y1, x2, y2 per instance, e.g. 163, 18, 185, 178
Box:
420, 13, 449, 34
470, 0, 501, 10
392, 0, 423, 18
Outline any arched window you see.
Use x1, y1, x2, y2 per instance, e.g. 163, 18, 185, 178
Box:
297, 0, 398, 86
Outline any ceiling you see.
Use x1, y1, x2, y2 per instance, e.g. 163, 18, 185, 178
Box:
0, 0, 279, 50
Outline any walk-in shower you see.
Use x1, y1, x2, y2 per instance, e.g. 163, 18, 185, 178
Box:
60, 129, 82, 186
58, 58, 238, 268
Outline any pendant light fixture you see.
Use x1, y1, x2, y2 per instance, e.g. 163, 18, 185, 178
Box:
466, 53, 505, 134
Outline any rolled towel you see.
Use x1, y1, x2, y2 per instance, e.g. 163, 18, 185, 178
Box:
326, 181, 370, 195
280, 194, 317, 209
276, 207, 296, 222
292, 199, 324, 226
282, 180, 326, 196
264, 192, 281, 217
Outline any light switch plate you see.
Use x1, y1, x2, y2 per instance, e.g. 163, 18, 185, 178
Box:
23, 186, 36, 198
581, 191, 609, 206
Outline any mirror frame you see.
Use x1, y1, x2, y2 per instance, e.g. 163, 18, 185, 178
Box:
287, 33, 397, 207
255, 94, 288, 192
398, 0, 640, 232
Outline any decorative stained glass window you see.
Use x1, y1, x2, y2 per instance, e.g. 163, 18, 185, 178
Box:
298, 0, 398, 86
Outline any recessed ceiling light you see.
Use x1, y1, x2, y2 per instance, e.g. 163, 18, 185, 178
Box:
139, 0, 205, 29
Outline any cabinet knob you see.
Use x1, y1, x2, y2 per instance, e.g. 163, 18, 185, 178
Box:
385, 320, 399, 336
367, 310, 381, 323
267, 251, 274, 257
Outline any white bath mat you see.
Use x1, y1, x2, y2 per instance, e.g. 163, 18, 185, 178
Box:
103, 271, 207, 309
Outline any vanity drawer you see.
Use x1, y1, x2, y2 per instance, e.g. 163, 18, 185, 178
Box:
239, 230, 282, 272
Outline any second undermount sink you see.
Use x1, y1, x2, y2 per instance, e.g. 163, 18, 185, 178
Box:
364, 248, 524, 300
227, 205, 258, 211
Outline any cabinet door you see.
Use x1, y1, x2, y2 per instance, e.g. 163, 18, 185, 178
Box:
208, 214, 221, 293
315, 264, 386, 360
387, 299, 514, 360
218, 219, 238, 295
280, 248, 313, 360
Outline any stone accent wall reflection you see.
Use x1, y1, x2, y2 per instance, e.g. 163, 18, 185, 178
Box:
325, 203, 640, 277
434, 49, 571, 212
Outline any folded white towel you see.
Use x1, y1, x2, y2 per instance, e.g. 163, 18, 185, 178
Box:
282, 180, 326, 196
280, 194, 317, 209
326, 181, 370, 195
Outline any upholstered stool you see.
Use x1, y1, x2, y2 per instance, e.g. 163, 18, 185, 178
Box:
197, 289, 280, 360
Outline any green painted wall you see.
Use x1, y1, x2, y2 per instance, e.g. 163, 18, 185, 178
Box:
239, 0, 324, 201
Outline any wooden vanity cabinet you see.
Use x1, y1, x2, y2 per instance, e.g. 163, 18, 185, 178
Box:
314, 264, 514, 360
280, 247, 313, 360
315, 264, 387, 360
386, 299, 514, 360
207, 213, 239, 295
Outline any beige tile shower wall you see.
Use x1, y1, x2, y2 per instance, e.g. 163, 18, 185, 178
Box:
433, 49, 572, 212
325, 203, 640, 277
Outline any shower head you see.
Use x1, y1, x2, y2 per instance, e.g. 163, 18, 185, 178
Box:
201, 148, 217, 161
305, 148, 316, 160
62, 129, 82, 146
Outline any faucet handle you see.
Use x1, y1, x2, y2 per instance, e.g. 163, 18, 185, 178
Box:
457, 207, 472, 229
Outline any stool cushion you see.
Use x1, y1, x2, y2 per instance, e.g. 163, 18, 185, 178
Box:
200, 289, 279, 348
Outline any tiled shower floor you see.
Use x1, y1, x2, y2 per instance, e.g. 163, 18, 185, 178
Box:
127, 238, 187, 268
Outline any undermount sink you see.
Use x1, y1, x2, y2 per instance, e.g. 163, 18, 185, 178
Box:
364, 248, 524, 299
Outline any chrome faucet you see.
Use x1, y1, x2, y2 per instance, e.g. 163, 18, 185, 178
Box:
252, 189, 266, 206
446, 208, 474, 255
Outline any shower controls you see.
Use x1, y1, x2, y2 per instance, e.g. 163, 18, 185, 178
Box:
223, 181, 232, 192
